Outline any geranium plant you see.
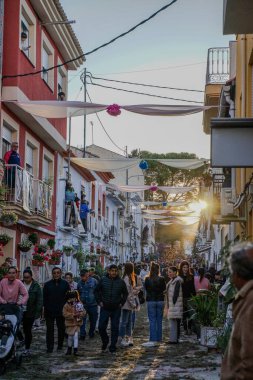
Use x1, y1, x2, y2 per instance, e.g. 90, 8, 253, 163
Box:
32, 245, 49, 266
49, 250, 62, 265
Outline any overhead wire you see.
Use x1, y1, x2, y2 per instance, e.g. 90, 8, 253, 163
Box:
87, 78, 204, 104
86, 90, 126, 154
89, 74, 204, 93
3, 0, 178, 80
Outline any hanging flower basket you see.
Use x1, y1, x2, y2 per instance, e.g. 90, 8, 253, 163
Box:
18, 238, 33, 252
48, 250, 62, 265
47, 238, 56, 250
0, 211, 18, 227
28, 232, 39, 245
32, 260, 44, 267
0, 233, 11, 246
63, 245, 73, 256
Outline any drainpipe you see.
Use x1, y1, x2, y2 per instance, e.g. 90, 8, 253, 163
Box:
241, 35, 246, 193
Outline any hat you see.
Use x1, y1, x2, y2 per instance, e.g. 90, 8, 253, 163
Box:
80, 269, 89, 276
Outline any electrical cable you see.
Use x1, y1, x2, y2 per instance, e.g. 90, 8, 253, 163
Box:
87, 79, 204, 104
86, 90, 126, 153
90, 74, 204, 93
3, 0, 178, 80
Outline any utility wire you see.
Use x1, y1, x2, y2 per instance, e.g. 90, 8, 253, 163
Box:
90, 74, 204, 93
86, 90, 126, 153
87, 79, 204, 104
3, 0, 178, 80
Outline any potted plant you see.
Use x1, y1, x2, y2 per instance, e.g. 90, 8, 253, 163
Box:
73, 245, 85, 268
32, 246, 49, 266
49, 250, 62, 265
37, 244, 48, 254
63, 245, 73, 256
190, 290, 223, 348
28, 232, 39, 245
0, 210, 18, 226
17, 238, 33, 252
47, 238, 56, 250
0, 233, 11, 246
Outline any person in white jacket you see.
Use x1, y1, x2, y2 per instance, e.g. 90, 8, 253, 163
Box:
165, 266, 183, 344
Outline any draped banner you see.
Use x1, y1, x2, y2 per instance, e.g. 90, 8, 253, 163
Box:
3, 100, 212, 118
71, 158, 140, 172
111, 184, 195, 193
157, 159, 206, 170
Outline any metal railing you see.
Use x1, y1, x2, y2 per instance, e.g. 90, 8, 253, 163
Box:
4, 164, 52, 219
206, 47, 229, 84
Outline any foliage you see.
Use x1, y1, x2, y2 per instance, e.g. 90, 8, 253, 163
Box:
28, 232, 39, 245
63, 245, 73, 253
47, 238, 56, 249
0, 210, 18, 224
129, 150, 206, 203
189, 290, 220, 326
217, 324, 232, 353
49, 250, 62, 264
72, 243, 85, 269
18, 238, 33, 251
95, 262, 104, 277
32, 246, 49, 263
37, 244, 48, 253
0, 233, 11, 245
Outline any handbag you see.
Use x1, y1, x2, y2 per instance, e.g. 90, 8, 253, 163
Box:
138, 289, 145, 305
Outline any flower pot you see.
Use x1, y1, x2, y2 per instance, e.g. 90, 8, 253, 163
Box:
18, 246, 31, 253
32, 260, 44, 267
2, 220, 14, 227
200, 326, 222, 348
49, 259, 60, 265
64, 251, 72, 257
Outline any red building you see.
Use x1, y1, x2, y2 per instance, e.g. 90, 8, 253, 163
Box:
0, 0, 84, 268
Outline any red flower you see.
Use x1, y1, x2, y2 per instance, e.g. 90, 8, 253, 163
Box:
106, 104, 121, 117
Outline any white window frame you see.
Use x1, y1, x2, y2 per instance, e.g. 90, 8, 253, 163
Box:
20, 0, 36, 66
57, 59, 68, 100
41, 31, 55, 91
42, 147, 54, 188
25, 132, 40, 177
0, 111, 19, 159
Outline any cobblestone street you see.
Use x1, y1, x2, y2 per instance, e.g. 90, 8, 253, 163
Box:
1, 308, 221, 380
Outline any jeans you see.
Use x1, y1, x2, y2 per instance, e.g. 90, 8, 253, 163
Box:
45, 316, 65, 350
80, 305, 98, 338
132, 310, 136, 331
147, 301, 164, 342
119, 309, 133, 338
22, 314, 35, 349
98, 307, 121, 352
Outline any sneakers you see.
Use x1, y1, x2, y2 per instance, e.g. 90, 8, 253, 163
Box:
142, 341, 157, 347
120, 338, 130, 348
128, 337, 134, 347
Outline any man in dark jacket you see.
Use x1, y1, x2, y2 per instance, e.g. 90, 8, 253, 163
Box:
95, 264, 128, 353
43, 267, 70, 353
77, 269, 98, 340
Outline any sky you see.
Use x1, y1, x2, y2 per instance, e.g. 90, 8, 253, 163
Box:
61, 0, 232, 158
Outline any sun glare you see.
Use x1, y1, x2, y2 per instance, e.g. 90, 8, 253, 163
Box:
189, 200, 207, 213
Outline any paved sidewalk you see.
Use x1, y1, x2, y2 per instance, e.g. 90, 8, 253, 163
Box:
1, 309, 221, 380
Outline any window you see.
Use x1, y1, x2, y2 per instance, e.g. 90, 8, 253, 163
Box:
2, 125, 12, 158
43, 156, 50, 180
57, 61, 67, 100
42, 148, 54, 186
20, 0, 36, 66
41, 32, 54, 91
26, 144, 34, 174
1, 114, 19, 160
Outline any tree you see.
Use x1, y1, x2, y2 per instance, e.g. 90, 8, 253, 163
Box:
130, 149, 207, 202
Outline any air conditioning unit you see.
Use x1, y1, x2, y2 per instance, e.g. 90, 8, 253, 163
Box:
221, 188, 235, 216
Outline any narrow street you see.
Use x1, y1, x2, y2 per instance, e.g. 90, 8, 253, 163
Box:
2, 307, 221, 380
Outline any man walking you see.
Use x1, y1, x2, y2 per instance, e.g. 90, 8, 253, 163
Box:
95, 264, 128, 354
221, 242, 253, 379
43, 267, 70, 353
77, 269, 98, 340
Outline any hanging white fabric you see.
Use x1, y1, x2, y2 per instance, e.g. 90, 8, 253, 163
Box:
3, 100, 213, 118
71, 158, 140, 172
111, 184, 195, 193
157, 159, 206, 169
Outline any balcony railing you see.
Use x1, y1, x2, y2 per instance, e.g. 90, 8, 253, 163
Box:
4, 165, 52, 220
206, 47, 229, 85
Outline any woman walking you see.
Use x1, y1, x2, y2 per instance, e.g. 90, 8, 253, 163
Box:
22, 267, 43, 356
142, 262, 166, 347
165, 266, 183, 344
178, 260, 196, 334
118, 262, 137, 348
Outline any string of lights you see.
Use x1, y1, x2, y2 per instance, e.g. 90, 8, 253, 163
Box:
3, 0, 178, 80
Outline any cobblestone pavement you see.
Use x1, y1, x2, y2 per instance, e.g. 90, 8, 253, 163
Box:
1, 308, 221, 380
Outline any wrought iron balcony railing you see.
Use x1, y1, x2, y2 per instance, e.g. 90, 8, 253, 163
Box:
4, 164, 52, 220
206, 47, 229, 85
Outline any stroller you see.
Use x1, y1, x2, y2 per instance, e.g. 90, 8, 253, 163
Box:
0, 304, 23, 375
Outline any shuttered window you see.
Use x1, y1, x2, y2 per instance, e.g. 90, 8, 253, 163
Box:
26, 144, 33, 173
43, 157, 50, 180
2, 124, 12, 158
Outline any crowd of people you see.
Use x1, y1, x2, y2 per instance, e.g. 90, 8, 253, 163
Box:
0, 245, 253, 378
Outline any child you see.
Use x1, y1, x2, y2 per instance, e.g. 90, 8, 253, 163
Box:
63, 291, 86, 356
165, 266, 183, 344
0, 312, 13, 347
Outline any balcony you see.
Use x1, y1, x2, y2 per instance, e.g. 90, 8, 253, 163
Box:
203, 47, 229, 134
3, 165, 52, 226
